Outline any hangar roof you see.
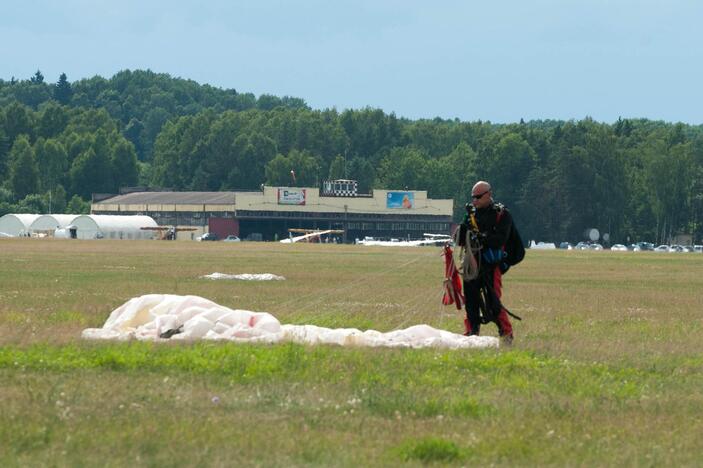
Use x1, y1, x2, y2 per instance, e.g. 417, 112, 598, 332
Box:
96, 191, 237, 205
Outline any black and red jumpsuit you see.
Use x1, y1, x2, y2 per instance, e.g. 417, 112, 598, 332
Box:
460, 203, 513, 338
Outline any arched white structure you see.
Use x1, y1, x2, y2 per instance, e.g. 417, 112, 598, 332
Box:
0, 214, 41, 237
70, 215, 158, 240
29, 214, 80, 236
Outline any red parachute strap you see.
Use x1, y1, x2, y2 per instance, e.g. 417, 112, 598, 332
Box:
441, 244, 464, 310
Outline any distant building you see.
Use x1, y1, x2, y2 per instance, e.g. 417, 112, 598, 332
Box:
70, 215, 158, 240
0, 213, 40, 237
29, 214, 80, 236
91, 184, 453, 242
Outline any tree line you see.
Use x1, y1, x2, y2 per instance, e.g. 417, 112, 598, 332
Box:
1, 70, 702, 244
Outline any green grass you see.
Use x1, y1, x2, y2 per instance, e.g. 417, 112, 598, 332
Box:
1, 239, 703, 466
398, 437, 463, 463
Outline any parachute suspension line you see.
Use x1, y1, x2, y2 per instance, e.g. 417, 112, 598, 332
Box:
272, 250, 437, 328
389, 286, 449, 332
368, 249, 456, 332
356, 251, 438, 330
378, 249, 454, 331
361, 251, 439, 330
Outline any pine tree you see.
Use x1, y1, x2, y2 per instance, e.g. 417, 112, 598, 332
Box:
54, 73, 73, 105
30, 70, 45, 84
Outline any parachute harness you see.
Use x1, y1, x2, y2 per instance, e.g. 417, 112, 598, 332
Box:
443, 208, 521, 325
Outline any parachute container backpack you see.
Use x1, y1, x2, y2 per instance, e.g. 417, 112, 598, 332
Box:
497, 210, 525, 268
505, 222, 525, 266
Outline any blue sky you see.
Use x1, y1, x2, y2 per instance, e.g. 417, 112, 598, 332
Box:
2, 1, 702, 124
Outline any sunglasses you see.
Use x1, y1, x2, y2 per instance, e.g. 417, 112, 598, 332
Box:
472, 191, 489, 200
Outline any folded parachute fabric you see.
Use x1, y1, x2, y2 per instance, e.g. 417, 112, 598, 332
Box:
82, 294, 499, 349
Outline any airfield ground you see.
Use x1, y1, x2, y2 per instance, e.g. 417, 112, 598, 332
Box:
1, 239, 702, 466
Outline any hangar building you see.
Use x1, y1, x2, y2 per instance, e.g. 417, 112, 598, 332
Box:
70, 215, 158, 240
29, 214, 79, 236
0, 214, 41, 237
91, 184, 454, 242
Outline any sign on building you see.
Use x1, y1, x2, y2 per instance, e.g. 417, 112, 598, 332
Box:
322, 179, 358, 197
278, 188, 306, 205
386, 191, 414, 209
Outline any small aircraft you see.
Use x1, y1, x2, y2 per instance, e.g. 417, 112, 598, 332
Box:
140, 226, 197, 240
280, 229, 344, 244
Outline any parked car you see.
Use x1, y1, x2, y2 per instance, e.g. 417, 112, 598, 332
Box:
575, 242, 589, 250
628, 244, 641, 251
223, 235, 241, 242
559, 242, 574, 250
636, 242, 655, 251
610, 244, 628, 251
197, 232, 219, 241
654, 245, 670, 252
589, 243, 603, 250
694, 245, 703, 253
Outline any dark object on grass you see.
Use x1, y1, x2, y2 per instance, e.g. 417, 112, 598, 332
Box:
159, 325, 184, 339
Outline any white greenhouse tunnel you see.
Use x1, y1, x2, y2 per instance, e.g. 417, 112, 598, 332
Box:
0, 214, 41, 237
70, 215, 158, 240
29, 214, 80, 236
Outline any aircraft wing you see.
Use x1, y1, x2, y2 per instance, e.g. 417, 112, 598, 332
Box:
280, 229, 335, 243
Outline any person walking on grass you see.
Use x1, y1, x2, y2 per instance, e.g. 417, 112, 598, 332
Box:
458, 181, 515, 344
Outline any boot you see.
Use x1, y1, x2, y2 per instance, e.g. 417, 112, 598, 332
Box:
464, 318, 479, 336
463, 318, 471, 336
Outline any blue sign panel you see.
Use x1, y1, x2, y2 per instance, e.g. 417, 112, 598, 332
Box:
386, 191, 414, 209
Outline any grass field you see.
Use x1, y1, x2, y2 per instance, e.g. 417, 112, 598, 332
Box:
1, 239, 702, 466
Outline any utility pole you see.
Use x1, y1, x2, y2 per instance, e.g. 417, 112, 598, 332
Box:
343, 204, 348, 244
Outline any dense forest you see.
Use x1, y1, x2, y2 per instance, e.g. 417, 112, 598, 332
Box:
1, 69, 702, 244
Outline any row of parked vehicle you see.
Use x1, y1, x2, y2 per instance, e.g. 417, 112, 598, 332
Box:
558, 241, 703, 252
649, 244, 703, 253
197, 233, 241, 242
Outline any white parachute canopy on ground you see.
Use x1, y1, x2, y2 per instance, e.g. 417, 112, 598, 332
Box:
200, 273, 285, 281
82, 294, 499, 349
